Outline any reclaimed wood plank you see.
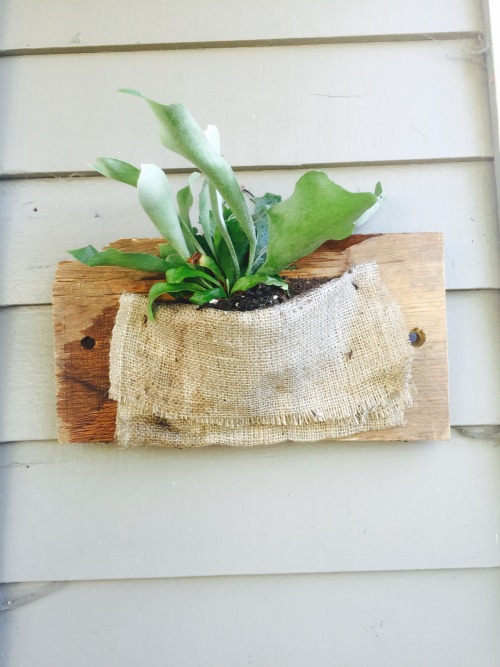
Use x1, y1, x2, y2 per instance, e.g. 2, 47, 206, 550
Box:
1, 289, 496, 445
51, 233, 449, 443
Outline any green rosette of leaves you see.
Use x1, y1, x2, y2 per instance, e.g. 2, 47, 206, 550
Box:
69, 91, 383, 319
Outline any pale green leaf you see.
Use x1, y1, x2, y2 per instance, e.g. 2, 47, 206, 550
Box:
120, 89, 257, 267
198, 179, 216, 256
177, 171, 201, 227
137, 164, 190, 260
175, 172, 207, 256
90, 157, 140, 187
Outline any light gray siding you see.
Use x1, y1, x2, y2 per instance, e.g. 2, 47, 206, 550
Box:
1, 0, 499, 664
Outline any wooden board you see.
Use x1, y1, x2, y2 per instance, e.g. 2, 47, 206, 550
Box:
3, 290, 498, 444
52, 233, 449, 444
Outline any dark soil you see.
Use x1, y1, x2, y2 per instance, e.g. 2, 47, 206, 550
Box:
201, 277, 331, 312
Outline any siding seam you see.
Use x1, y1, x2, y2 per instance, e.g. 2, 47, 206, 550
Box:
0, 157, 494, 182
0, 31, 483, 58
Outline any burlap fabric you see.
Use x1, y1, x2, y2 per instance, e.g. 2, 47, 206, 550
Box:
109, 262, 414, 447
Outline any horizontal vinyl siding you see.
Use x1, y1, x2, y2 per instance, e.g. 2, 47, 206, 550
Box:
1, 569, 500, 667
0, 40, 492, 176
1, 162, 499, 307
0, 0, 482, 53
1, 0, 499, 663
0, 432, 499, 583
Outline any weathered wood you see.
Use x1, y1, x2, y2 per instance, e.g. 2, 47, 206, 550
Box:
0, 0, 482, 53
0, 40, 491, 176
52, 233, 449, 444
3, 289, 494, 444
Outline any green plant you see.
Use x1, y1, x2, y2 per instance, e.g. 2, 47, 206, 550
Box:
70, 90, 383, 320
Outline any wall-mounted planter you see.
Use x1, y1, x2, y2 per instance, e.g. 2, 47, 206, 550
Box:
53, 232, 449, 445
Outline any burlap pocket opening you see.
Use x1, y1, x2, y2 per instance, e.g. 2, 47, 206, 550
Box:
109, 261, 414, 447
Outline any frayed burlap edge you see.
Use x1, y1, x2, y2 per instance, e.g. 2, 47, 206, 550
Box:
114, 388, 414, 448
109, 262, 414, 447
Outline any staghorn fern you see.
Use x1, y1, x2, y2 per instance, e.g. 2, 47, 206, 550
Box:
70, 90, 383, 320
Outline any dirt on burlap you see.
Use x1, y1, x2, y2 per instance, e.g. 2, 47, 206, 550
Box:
109, 262, 414, 447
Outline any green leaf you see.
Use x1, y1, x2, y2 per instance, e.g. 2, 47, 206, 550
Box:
198, 180, 216, 256
68, 245, 170, 273
189, 287, 227, 305
120, 89, 257, 268
198, 254, 225, 282
251, 192, 282, 216
214, 216, 249, 284
192, 232, 214, 258
260, 172, 380, 274
147, 281, 206, 320
90, 157, 140, 187
231, 274, 289, 294
227, 217, 249, 266
353, 182, 384, 228
251, 192, 282, 272
209, 181, 241, 280
68, 245, 99, 264
166, 266, 221, 287
158, 247, 188, 265
177, 171, 200, 227
137, 164, 190, 260
175, 172, 207, 255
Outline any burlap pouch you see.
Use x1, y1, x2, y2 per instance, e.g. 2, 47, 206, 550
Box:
109, 262, 414, 447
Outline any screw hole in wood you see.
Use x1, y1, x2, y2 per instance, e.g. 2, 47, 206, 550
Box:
409, 328, 426, 347
80, 336, 96, 350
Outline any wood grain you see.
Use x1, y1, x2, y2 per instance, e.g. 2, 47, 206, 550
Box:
2, 291, 496, 444
52, 232, 449, 444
